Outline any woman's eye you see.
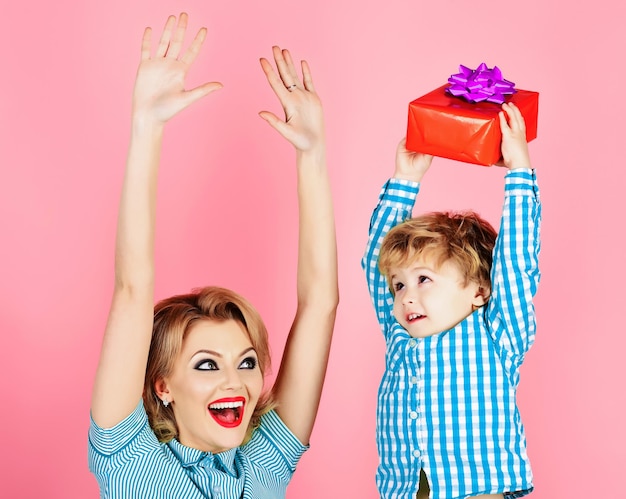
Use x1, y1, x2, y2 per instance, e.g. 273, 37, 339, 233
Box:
239, 357, 258, 370
195, 359, 218, 371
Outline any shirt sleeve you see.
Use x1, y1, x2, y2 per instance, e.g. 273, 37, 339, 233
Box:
486, 168, 542, 366
242, 410, 308, 483
88, 400, 157, 476
89, 400, 150, 457
361, 178, 420, 338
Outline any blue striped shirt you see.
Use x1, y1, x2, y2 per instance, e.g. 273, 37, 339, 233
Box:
362, 169, 541, 499
89, 402, 307, 498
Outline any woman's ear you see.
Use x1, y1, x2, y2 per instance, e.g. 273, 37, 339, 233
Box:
154, 378, 170, 400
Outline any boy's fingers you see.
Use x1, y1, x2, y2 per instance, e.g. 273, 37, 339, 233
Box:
513, 106, 527, 132
506, 103, 520, 130
503, 103, 526, 133
498, 110, 510, 133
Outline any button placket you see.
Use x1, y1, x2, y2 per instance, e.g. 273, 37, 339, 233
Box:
406, 337, 422, 466
412, 338, 427, 467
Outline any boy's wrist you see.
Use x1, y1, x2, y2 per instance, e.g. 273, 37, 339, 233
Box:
391, 175, 421, 188
393, 172, 425, 183
508, 162, 532, 171
505, 167, 534, 177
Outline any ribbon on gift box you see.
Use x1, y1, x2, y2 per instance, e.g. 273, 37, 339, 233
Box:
446, 63, 516, 104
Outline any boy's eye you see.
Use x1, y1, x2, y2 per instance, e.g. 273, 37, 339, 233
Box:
195, 359, 218, 371
239, 357, 258, 370
418, 275, 431, 284
393, 282, 404, 291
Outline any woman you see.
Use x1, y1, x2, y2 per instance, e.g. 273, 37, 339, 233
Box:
89, 13, 338, 498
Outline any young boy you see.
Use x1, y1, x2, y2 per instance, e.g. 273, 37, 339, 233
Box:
362, 103, 540, 499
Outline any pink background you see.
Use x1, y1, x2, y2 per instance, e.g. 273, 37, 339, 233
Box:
1, 0, 624, 497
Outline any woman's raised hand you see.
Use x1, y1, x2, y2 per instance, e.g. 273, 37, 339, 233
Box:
132, 13, 222, 125
258, 46, 325, 153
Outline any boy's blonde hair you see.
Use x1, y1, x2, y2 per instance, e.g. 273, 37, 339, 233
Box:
379, 211, 497, 296
143, 286, 275, 445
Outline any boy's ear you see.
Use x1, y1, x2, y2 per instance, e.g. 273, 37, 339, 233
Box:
472, 285, 489, 308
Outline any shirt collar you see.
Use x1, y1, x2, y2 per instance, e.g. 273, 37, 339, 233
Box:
167, 439, 238, 476
392, 308, 483, 348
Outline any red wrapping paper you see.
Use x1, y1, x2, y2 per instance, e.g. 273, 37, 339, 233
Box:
406, 84, 539, 166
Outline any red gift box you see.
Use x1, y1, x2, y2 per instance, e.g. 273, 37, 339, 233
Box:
406, 84, 539, 166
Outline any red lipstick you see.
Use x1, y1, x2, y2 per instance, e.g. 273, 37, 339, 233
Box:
208, 397, 245, 428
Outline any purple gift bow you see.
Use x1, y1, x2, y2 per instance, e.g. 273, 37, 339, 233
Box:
446, 63, 516, 104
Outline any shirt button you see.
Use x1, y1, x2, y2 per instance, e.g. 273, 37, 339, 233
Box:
409, 411, 418, 419
213, 486, 221, 495
410, 376, 418, 384
413, 450, 420, 458
408, 339, 417, 348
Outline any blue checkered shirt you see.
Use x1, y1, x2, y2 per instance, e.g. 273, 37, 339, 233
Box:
362, 169, 541, 499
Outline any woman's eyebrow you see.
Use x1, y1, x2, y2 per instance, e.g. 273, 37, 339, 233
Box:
191, 347, 256, 359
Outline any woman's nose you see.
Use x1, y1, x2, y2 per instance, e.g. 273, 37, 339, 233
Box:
221, 367, 243, 390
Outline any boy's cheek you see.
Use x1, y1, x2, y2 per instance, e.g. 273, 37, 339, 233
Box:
391, 305, 403, 324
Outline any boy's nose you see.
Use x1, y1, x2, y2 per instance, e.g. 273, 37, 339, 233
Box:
402, 289, 416, 305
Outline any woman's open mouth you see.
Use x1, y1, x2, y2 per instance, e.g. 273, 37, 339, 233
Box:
208, 397, 245, 428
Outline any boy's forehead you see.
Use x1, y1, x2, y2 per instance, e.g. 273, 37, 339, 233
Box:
390, 254, 438, 275
404, 248, 444, 268
391, 251, 463, 277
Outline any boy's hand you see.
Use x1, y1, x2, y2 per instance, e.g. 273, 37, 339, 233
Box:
131, 13, 223, 126
259, 47, 325, 154
496, 102, 531, 170
394, 138, 433, 183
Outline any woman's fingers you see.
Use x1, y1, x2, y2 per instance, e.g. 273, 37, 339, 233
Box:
166, 13, 188, 59
140, 27, 152, 61
260, 56, 290, 99
263, 47, 315, 98
181, 81, 224, 109
272, 46, 301, 90
281, 48, 301, 89
180, 26, 207, 66
301, 60, 315, 92
155, 15, 176, 58
141, 13, 207, 69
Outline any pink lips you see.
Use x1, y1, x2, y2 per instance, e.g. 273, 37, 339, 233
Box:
208, 396, 246, 428
406, 312, 425, 324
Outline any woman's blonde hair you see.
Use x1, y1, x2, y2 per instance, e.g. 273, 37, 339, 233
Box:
379, 211, 497, 296
143, 286, 275, 444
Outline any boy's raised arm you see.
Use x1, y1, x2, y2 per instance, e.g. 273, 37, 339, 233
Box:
488, 103, 541, 363
361, 140, 432, 332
